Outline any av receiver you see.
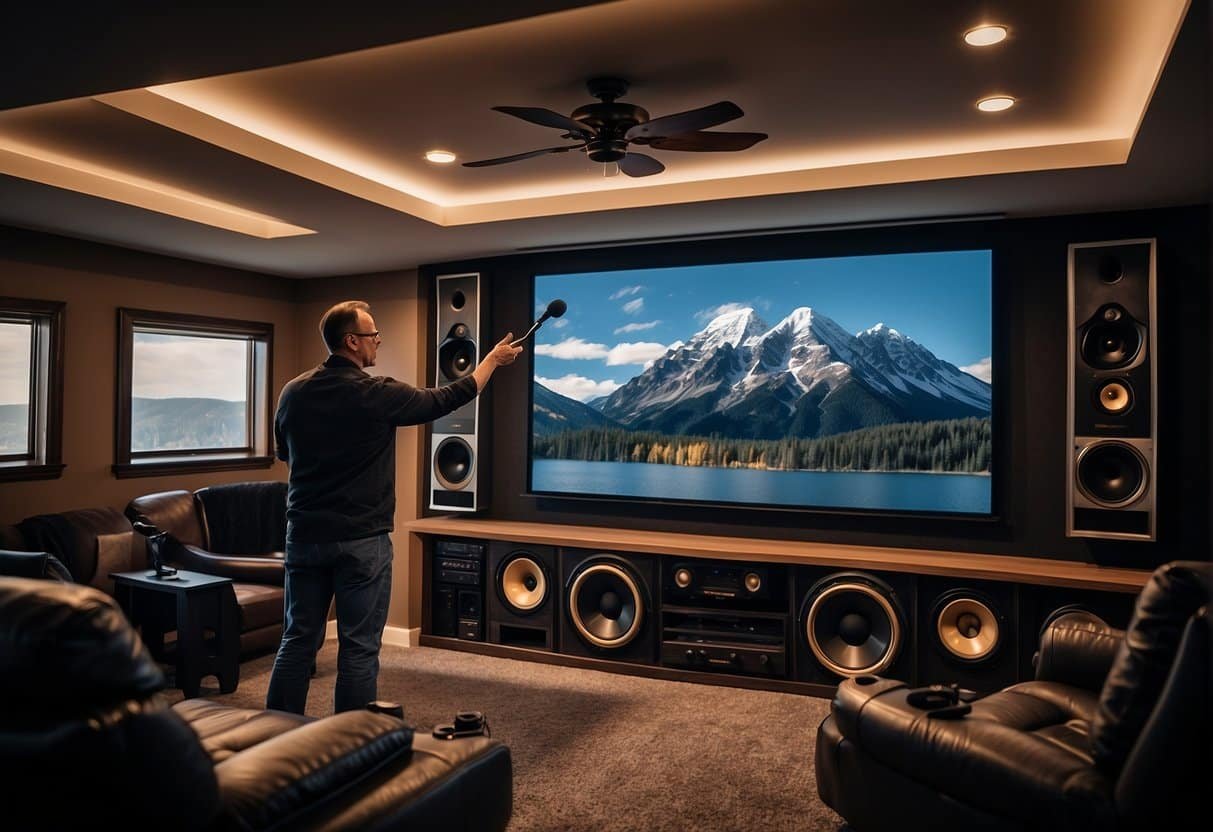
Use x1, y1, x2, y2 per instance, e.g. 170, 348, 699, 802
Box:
661, 609, 788, 678
663, 560, 785, 610
432, 539, 485, 641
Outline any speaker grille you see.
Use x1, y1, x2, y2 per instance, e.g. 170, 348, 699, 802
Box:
804, 575, 903, 677
569, 561, 645, 649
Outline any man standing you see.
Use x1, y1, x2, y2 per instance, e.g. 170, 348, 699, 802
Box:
267, 300, 520, 714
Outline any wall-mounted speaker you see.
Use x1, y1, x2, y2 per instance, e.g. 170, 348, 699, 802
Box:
916, 576, 1017, 693
1017, 584, 1136, 681
487, 541, 557, 650
559, 549, 657, 665
794, 568, 915, 685
1067, 240, 1157, 540
430, 273, 485, 512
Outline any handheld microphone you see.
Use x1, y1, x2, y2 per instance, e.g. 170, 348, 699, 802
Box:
511, 299, 567, 347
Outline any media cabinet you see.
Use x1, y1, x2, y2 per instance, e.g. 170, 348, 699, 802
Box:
408, 518, 1149, 698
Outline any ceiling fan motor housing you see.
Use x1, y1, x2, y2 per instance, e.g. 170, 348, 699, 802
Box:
570, 102, 650, 161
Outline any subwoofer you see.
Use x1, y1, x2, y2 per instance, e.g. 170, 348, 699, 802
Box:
794, 568, 915, 685
559, 549, 657, 664
1067, 239, 1156, 540
487, 541, 557, 650
430, 273, 485, 512
917, 576, 1017, 693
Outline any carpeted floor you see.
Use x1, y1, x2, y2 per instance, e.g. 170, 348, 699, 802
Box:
170, 643, 846, 831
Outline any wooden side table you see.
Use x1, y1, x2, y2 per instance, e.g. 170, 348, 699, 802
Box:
111, 568, 239, 698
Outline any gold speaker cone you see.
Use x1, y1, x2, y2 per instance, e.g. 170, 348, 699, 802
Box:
806, 582, 901, 677
936, 597, 1000, 660
501, 556, 546, 612
1096, 381, 1132, 414
569, 562, 644, 649
674, 568, 692, 588
744, 572, 762, 592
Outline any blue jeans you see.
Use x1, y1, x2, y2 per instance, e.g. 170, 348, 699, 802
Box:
266, 533, 393, 714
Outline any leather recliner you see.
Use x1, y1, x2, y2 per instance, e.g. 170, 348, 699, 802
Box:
0, 577, 513, 831
126, 482, 288, 658
816, 561, 1211, 831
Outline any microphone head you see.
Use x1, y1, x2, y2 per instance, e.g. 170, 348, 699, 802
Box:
546, 299, 567, 318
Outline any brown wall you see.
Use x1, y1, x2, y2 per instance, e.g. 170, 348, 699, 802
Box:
294, 270, 425, 630
0, 228, 298, 521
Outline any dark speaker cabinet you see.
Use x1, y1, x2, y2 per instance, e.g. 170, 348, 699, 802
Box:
559, 548, 658, 665
916, 575, 1018, 693
793, 566, 917, 686
487, 541, 558, 651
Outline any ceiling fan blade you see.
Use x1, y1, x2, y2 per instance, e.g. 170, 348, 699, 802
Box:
618, 152, 665, 178
492, 106, 592, 136
648, 131, 769, 152
625, 101, 744, 141
462, 144, 582, 167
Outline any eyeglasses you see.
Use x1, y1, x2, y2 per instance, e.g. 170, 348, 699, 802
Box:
346, 331, 380, 339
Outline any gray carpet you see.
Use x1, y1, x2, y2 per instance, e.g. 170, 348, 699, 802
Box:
171, 643, 845, 831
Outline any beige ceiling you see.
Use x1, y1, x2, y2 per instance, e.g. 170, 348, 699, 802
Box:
0, 0, 1206, 276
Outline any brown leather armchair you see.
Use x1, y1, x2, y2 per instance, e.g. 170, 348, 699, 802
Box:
0, 577, 512, 831
816, 561, 1211, 831
126, 482, 288, 658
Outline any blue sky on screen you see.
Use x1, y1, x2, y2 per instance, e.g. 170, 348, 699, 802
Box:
533, 250, 992, 401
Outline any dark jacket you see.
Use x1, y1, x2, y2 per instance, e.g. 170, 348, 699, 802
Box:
275, 355, 477, 543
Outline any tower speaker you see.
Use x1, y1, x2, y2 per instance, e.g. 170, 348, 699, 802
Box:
430, 272, 485, 512
917, 576, 1017, 693
1017, 584, 1136, 681
559, 549, 657, 665
1067, 240, 1157, 540
487, 541, 557, 650
794, 567, 915, 685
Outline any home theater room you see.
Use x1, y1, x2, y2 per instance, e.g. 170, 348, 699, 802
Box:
0, 1, 1210, 831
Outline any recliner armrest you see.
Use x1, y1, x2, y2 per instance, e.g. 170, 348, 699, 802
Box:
168, 540, 285, 585
215, 710, 414, 831
1035, 612, 1124, 691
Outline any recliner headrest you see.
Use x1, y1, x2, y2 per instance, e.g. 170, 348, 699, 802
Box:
1091, 561, 1212, 773
0, 577, 164, 714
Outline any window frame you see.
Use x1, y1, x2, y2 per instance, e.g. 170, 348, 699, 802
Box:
114, 308, 274, 478
0, 297, 65, 482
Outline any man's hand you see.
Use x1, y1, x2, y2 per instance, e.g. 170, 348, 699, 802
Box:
472, 332, 523, 391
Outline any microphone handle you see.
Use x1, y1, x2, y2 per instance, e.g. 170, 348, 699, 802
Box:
510, 314, 548, 348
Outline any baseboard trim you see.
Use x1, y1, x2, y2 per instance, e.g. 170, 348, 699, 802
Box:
324, 620, 418, 647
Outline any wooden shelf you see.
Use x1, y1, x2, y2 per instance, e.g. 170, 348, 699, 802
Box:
405, 516, 1151, 592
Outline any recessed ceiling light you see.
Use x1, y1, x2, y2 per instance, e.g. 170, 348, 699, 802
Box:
425, 149, 457, 164
977, 96, 1016, 112
964, 25, 1008, 46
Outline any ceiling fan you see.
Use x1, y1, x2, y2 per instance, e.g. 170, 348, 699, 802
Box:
463, 77, 768, 177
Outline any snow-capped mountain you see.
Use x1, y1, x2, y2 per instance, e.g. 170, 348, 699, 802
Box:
595, 306, 989, 439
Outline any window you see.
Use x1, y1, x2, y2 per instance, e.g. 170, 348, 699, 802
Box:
0, 298, 65, 481
115, 308, 274, 477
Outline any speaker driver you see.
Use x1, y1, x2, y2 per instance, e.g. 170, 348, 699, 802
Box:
1093, 379, 1134, 415
498, 553, 548, 614
569, 562, 644, 649
933, 593, 1000, 662
805, 576, 903, 677
439, 333, 477, 380
434, 437, 474, 490
1080, 306, 1141, 370
1076, 442, 1148, 507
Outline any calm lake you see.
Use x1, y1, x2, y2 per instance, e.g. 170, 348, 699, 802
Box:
532, 459, 991, 514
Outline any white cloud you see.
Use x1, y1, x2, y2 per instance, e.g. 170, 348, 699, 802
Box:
960, 357, 993, 383
606, 341, 671, 366
694, 302, 749, 323
551, 318, 569, 329
621, 298, 645, 315
132, 333, 249, 400
535, 337, 609, 360
609, 285, 644, 300
537, 374, 621, 402
614, 320, 661, 334
0, 322, 32, 405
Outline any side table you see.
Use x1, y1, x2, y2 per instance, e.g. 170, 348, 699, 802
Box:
111, 568, 239, 698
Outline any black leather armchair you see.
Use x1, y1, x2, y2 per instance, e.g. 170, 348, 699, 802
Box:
126, 482, 288, 657
816, 561, 1211, 831
0, 577, 513, 831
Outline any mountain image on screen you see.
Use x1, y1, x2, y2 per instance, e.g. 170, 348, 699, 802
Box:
535, 305, 988, 441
